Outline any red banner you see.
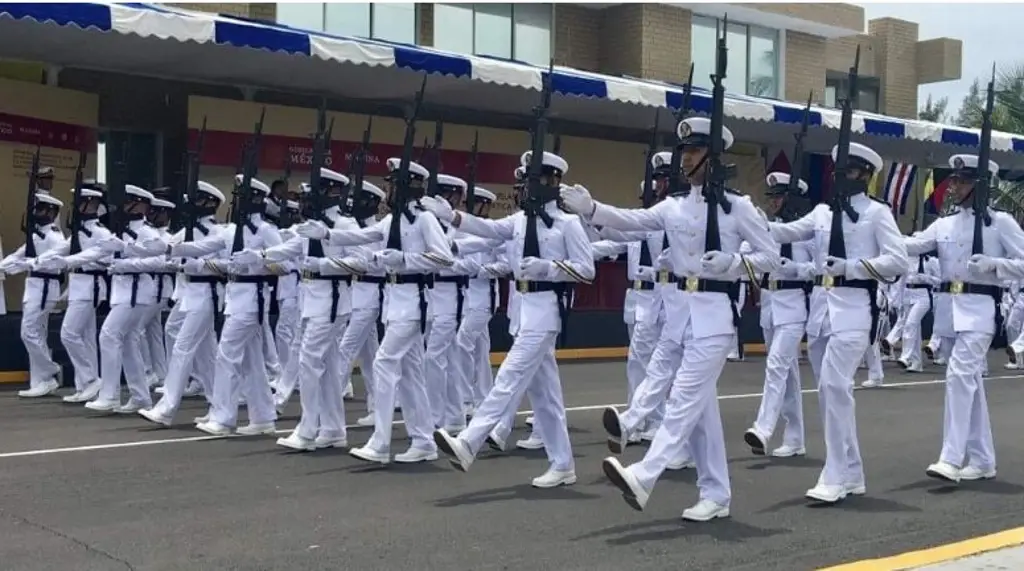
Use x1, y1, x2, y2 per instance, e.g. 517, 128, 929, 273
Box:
0, 112, 95, 151
190, 129, 521, 184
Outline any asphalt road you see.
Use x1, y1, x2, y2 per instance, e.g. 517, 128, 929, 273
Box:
1, 354, 1023, 571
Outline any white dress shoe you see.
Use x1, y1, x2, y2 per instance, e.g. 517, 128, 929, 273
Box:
666, 458, 695, 471
138, 408, 174, 427
349, 445, 390, 465
195, 421, 233, 437
845, 481, 866, 496
314, 436, 348, 449
394, 447, 438, 463
682, 499, 730, 522
356, 414, 375, 427
771, 445, 806, 458
115, 401, 147, 414
485, 430, 506, 452
515, 435, 544, 450
743, 428, 767, 455
193, 413, 210, 425
532, 468, 577, 488
926, 461, 961, 484
806, 483, 847, 503
79, 382, 102, 402
276, 432, 316, 451
433, 429, 474, 472
960, 466, 996, 481
602, 407, 627, 455
602, 457, 649, 511
860, 379, 884, 389
85, 399, 120, 412
236, 423, 275, 436
18, 379, 59, 398
524, 415, 534, 426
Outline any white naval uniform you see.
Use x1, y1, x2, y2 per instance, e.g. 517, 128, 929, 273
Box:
324, 209, 454, 460
173, 214, 282, 431
748, 238, 813, 454
443, 200, 595, 476
771, 193, 908, 499
897, 255, 937, 371
1004, 280, 1024, 364
906, 206, 1024, 477
926, 256, 954, 364
426, 225, 468, 431
47, 219, 113, 397
271, 243, 300, 385
0, 224, 66, 393
594, 187, 779, 510
450, 238, 500, 410
140, 225, 176, 384
883, 277, 907, 353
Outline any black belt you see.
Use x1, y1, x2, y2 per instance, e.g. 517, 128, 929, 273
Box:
907, 283, 932, 290
433, 275, 469, 324
814, 275, 881, 343
674, 277, 741, 327
29, 271, 62, 310
939, 281, 1004, 348
759, 274, 812, 292
388, 273, 433, 333
229, 275, 270, 325
304, 272, 353, 323
632, 270, 678, 291
354, 275, 387, 285
187, 274, 222, 311
73, 269, 107, 307
513, 280, 575, 346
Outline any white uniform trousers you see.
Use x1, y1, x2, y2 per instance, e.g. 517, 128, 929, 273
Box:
209, 312, 275, 428
164, 302, 184, 363
263, 317, 281, 378
337, 308, 380, 412
457, 330, 572, 470
861, 342, 885, 381
455, 309, 493, 407
274, 298, 300, 381
294, 314, 349, 441
626, 323, 733, 506
97, 304, 153, 407
884, 307, 907, 349
625, 316, 663, 422
150, 306, 217, 418
807, 321, 869, 487
939, 331, 996, 470
59, 300, 99, 391
22, 297, 61, 390
274, 317, 306, 406
620, 332, 683, 436
752, 323, 805, 448
426, 316, 463, 428
365, 320, 436, 454
899, 295, 931, 367
141, 304, 168, 379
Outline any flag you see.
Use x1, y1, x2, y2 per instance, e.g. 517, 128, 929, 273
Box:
923, 168, 952, 214
869, 167, 883, 197
881, 162, 918, 216
804, 153, 834, 205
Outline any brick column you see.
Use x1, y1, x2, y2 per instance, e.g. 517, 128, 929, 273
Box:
553, 4, 600, 71
869, 17, 919, 119
784, 31, 826, 104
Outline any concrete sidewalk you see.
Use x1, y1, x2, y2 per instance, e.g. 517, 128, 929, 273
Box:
913, 544, 1024, 570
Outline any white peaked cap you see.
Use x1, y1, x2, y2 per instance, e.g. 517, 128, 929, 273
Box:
234, 174, 271, 195
949, 154, 1000, 177
285, 200, 300, 210
765, 172, 809, 193
651, 151, 673, 169
513, 166, 526, 180
831, 142, 883, 172
35, 192, 63, 208
677, 117, 734, 151
77, 188, 104, 199
299, 182, 312, 194
436, 174, 467, 192
519, 150, 569, 175
320, 167, 350, 186
471, 186, 497, 202
126, 184, 155, 201
385, 157, 430, 178
361, 181, 386, 200
151, 198, 175, 209
196, 181, 226, 202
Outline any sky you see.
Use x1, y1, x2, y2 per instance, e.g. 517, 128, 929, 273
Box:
858, 3, 1023, 116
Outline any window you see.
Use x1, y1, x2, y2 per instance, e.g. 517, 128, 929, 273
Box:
276, 3, 416, 44
690, 15, 779, 98
826, 77, 880, 113
433, 4, 552, 66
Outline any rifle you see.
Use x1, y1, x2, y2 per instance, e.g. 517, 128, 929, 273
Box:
667, 64, 695, 197
68, 149, 88, 254
827, 46, 862, 260
306, 99, 335, 256
230, 108, 266, 253
523, 59, 556, 227
107, 138, 131, 239
464, 131, 479, 213
778, 92, 813, 222
971, 64, 997, 253
637, 108, 662, 266
425, 120, 445, 198
386, 74, 428, 248
23, 145, 42, 258
182, 116, 207, 241
551, 133, 562, 156
703, 16, 737, 253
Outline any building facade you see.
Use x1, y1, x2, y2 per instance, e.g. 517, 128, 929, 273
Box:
186, 2, 962, 119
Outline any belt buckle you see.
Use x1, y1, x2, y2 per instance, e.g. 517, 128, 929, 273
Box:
388, 274, 398, 284
516, 280, 529, 294
301, 270, 312, 281
352, 274, 361, 283
633, 279, 642, 290
769, 280, 778, 291
822, 274, 834, 290
685, 277, 699, 293
950, 280, 964, 295
658, 270, 670, 284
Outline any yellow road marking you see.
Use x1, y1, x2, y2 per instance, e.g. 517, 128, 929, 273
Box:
820, 527, 1024, 570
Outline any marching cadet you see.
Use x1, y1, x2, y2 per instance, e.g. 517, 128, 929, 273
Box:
0, 193, 67, 397
297, 158, 453, 464
140, 196, 178, 388
425, 173, 470, 433
140, 182, 226, 426
32, 187, 111, 403
168, 175, 282, 436
426, 149, 594, 488
924, 254, 953, 366
562, 117, 779, 520
769, 142, 908, 503
743, 172, 813, 458
332, 181, 387, 427
268, 199, 302, 394
243, 168, 357, 451
904, 154, 1024, 483
895, 251, 939, 372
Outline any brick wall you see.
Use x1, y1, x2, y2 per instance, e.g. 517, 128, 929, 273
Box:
869, 17, 919, 119
553, 4, 600, 71
825, 35, 879, 79
419, 3, 434, 47
738, 3, 863, 32
640, 4, 690, 83
784, 31, 827, 104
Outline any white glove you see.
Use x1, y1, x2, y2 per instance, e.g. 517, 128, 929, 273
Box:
301, 258, 321, 273
33, 256, 67, 272
232, 249, 262, 265
126, 238, 165, 256
635, 266, 656, 282
182, 259, 204, 273
296, 220, 328, 240
97, 236, 126, 254
655, 249, 672, 271
480, 263, 507, 278
108, 259, 131, 274
559, 184, 595, 217
776, 258, 796, 277
520, 256, 551, 279
420, 195, 455, 224
824, 256, 847, 276
376, 249, 405, 271
3, 261, 30, 275
701, 251, 736, 274
969, 254, 997, 274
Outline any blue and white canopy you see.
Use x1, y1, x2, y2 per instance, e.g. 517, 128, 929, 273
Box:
2, 1, 1022, 168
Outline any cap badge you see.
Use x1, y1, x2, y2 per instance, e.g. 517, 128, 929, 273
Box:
953, 156, 965, 169
679, 122, 692, 138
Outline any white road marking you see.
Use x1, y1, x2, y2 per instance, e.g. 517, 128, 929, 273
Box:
0, 373, 1020, 460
